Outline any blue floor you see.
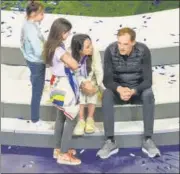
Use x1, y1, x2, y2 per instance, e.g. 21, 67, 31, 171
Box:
1, 145, 179, 173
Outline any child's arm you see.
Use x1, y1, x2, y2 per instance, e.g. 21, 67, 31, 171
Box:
55, 47, 79, 70
61, 52, 79, 70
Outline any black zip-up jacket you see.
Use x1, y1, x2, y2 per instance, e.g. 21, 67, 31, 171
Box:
103, 42, 152, 93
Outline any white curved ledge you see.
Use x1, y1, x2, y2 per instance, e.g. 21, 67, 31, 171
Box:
1, 9, 179, 51
1, 64, 179, 105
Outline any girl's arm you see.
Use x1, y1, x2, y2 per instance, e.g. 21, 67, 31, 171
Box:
55, 47, 78, 70
61, 52, 79, 70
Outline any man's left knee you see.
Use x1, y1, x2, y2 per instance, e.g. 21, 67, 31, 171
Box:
142, 88, 154, 100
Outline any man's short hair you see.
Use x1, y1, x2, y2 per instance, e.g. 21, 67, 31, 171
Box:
117, 27, 136, 41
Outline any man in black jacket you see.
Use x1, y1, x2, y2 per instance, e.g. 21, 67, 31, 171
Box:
97, 27, 161, 159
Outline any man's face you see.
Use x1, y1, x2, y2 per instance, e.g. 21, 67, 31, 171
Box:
117, 33, 135, 55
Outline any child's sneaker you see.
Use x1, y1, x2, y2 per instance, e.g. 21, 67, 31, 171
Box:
85, 117, 95, 134
57, 153, 81, 165
29, 120, 53, 130
73, 119, 85, 136
53, 149, 76, 159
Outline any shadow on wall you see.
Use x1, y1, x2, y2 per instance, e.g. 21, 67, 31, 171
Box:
1, 46, 179, 66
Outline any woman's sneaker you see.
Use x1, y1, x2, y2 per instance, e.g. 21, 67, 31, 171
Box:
53, 149, 76, 159
57, 153, 81, 165
85, 117, 95, 134
73, 119, 85, 136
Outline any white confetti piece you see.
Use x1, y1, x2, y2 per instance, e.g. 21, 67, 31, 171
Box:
141, 160, 146, 166
27, 164, 33, 168
80, 149, 85, 154
8, 146, 11, 149
130, 153, 135, 157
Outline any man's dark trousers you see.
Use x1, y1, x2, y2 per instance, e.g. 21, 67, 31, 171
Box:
102, 88, 155, 138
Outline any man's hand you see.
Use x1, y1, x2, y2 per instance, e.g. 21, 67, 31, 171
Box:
81, 81, 97, 96
130, 89, 136, 96
117, 86, 136, 101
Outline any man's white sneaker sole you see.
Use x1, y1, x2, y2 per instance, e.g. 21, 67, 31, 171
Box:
97, 148, 119, 159
142, 147, 161, 158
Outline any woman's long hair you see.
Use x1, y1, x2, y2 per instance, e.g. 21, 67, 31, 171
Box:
71, 34, 92, 74
43, 18, 72, 65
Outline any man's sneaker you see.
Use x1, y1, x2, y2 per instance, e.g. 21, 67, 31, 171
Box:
142, 138, 161, 158
73, 119, 85, 136
85, 117, 95, 134
96, 139, 119, 159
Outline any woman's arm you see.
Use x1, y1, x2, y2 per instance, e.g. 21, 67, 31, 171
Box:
92, 49, 104, 87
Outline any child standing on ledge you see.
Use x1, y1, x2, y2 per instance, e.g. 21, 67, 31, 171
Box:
20, 1, 51, 129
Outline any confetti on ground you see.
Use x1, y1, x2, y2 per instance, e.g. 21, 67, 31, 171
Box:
8, 146, 11, 150
130, 153, 135, 157
141, 160, 146, 166
164, 166, 170, 170
80, 149, 85, 154
27, 164, 33, 168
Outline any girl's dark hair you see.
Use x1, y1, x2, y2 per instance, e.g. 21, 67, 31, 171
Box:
71, 34, 92, 74
43, 18, 72, 65
26, 0, 44, 17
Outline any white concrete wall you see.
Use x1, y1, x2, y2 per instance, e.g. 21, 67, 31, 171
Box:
1, 9, 179, 51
